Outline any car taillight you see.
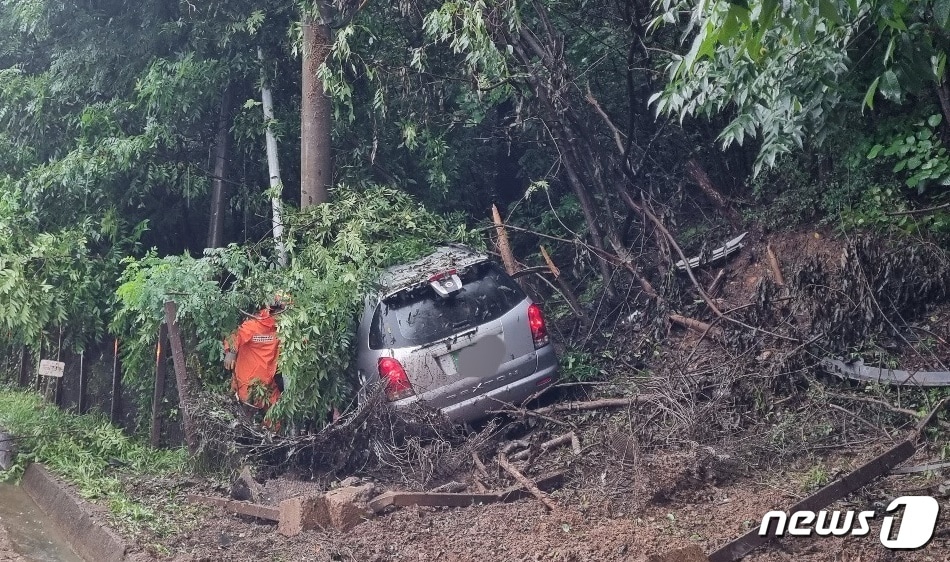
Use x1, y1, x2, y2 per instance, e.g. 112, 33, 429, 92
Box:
378, 357, 415, 401
527, 303, 549, 349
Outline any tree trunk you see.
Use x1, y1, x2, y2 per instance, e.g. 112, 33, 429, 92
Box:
163, 301, 199, 456
206, 86, 234, 248
685, 158, 740, 225
260, 48, 288, 266
301, 17, 332, 209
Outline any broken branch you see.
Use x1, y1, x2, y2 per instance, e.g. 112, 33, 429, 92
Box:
669, 314, 724, 340
497, 453, 559, 512
765, 244, 785, 286
530, 396, 657, 416
510, 432, 580, 461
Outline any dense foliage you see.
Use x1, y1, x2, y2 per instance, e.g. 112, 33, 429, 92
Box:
112, 186, 480, 423
1, 0, 947, 441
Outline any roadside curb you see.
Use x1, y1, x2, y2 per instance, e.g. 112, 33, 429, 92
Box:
21, 463, 128, 562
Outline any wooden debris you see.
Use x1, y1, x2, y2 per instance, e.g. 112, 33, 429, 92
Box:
186, 494, 279, 521
531, 396, 657, 416
669, 314, 724, 340
366, 471, 565, 514
496, 471, 565, 502
511, 432, 581, 461
430, 481, 467, 493
500, 439, 531, 455
766, 244, 785, 286
492, 204, 518, 276
472, 476, 488, 493
707, 269, 726, 297
497, 453, 559, 512
368, 491, 498, 513
471, 451, 489, 478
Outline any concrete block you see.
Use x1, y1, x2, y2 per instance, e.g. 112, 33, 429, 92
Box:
277, 496, 327, 537
277, 484, 375, 535
324, 485, 375, 531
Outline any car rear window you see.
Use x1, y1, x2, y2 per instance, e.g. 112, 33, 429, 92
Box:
369, 261, 525, 349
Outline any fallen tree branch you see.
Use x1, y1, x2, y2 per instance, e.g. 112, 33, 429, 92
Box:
511, 432, 580, 461
828, 392, 950, 432
765, 244, 785, 286
530, 396, 657, 416
492, 204, 519, 276
497, 453, 560, 512
669, 314, 724, 340
472, 451, 489, 478
885, 201, 950, 216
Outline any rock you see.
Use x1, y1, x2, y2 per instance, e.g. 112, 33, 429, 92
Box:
324, 484, 376, 531
338, 476, 361, 488
230, 466, 262, 503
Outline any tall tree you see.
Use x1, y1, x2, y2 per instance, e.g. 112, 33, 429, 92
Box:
301, 14, 333, 208
299, 0, 366, 208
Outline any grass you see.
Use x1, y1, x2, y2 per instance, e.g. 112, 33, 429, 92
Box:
0, 386, 204, 543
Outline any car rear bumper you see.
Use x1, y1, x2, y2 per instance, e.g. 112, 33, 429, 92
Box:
393, 344, 558, 423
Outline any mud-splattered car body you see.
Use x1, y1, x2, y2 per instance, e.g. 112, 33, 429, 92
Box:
355, 244, 558, 422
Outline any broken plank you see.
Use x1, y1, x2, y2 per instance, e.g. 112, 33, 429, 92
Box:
368, 491, 499, 513
707, 439, 916, 562
185, 494, 279, 521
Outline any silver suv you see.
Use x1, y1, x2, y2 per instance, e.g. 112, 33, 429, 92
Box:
355, 244, 558, 422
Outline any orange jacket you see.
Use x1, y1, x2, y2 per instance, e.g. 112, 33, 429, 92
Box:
225, 309, 281, 407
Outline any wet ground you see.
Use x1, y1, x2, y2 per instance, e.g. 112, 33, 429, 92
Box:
0, 484, 82, 562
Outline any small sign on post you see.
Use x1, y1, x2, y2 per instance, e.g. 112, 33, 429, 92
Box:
38, 360, 65, 378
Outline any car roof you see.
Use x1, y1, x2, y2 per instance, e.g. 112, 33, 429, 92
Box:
375, 244, 489, 297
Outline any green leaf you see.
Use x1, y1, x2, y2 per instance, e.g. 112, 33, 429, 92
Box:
935, 0, 950, 29
879, 70, 901, 101
867, 144, 884, 159
928, 114, 943, 128
863, 76, 881, 111
818, 0, 844, 24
